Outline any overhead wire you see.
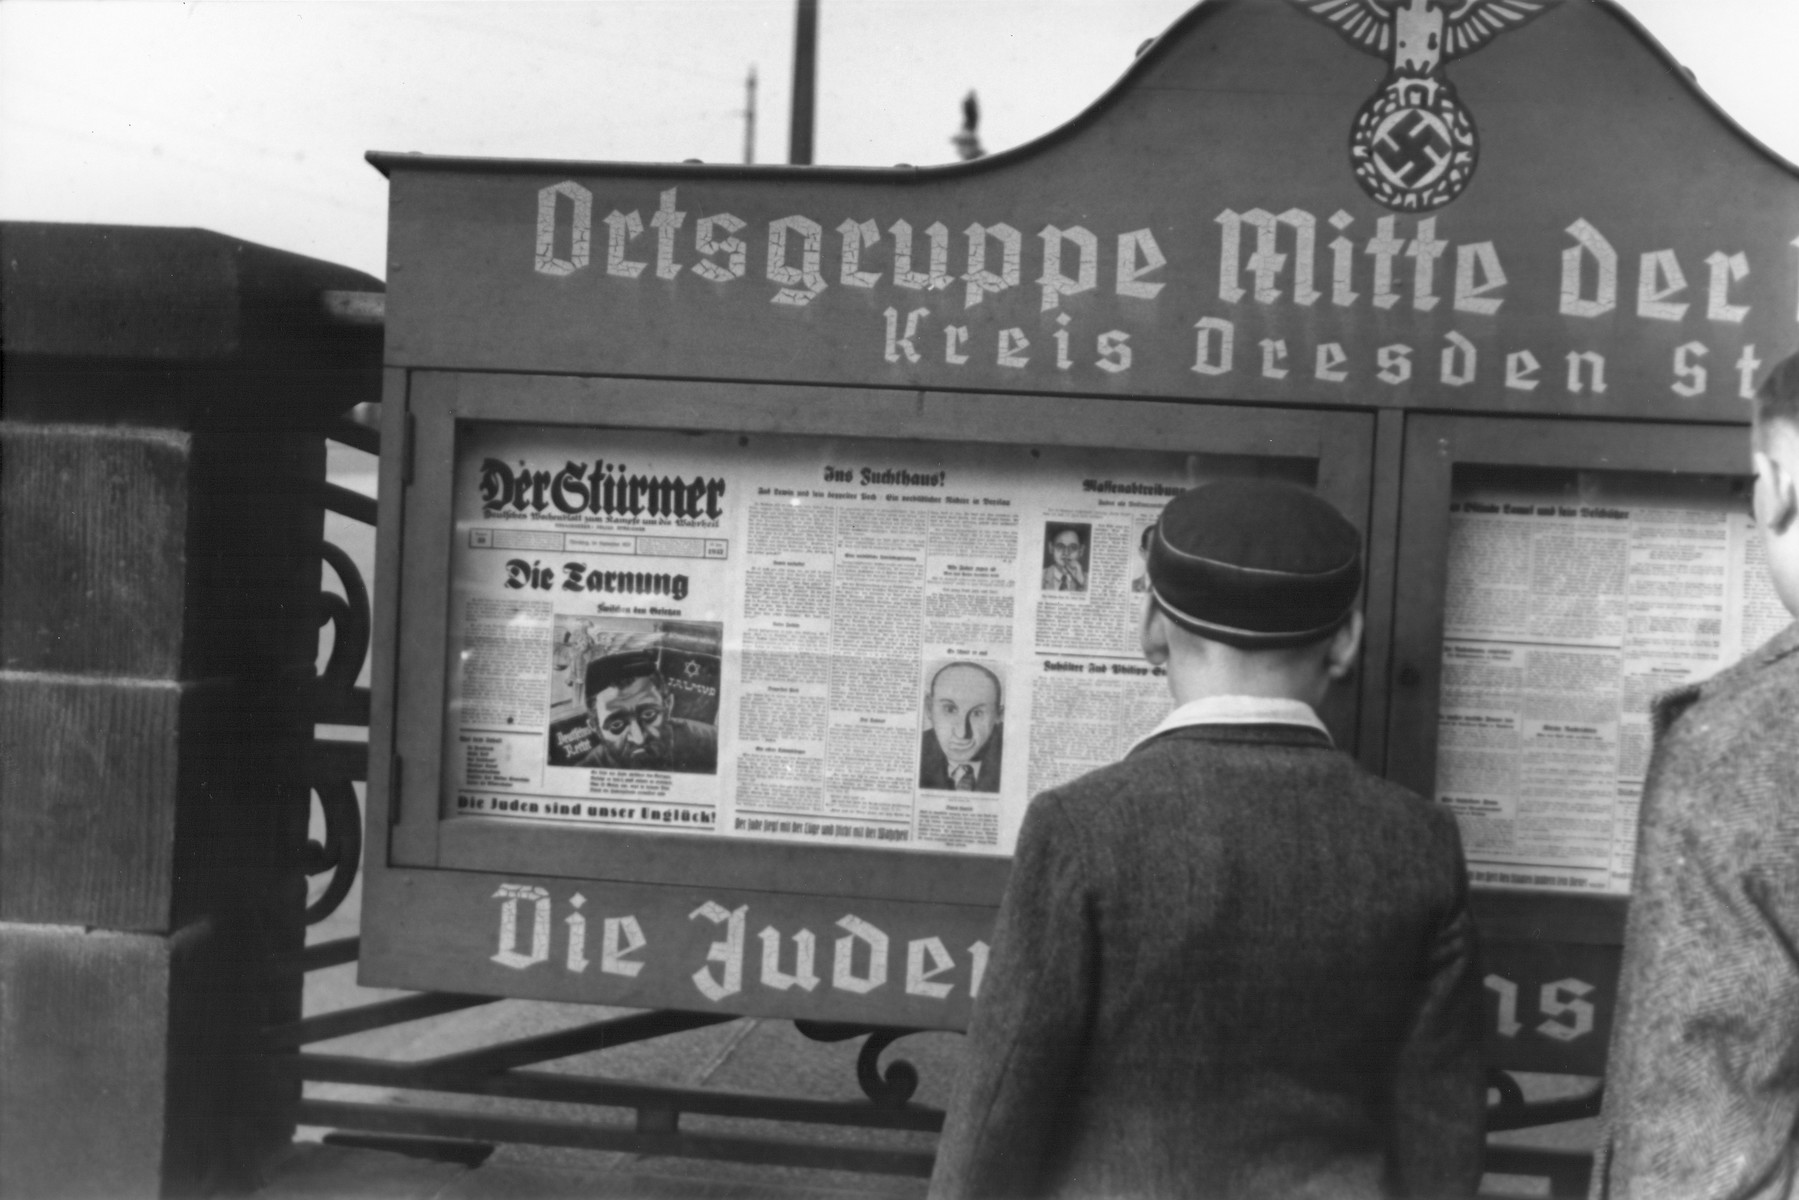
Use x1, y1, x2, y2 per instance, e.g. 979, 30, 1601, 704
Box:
4, 111, 385, 219
382, 7, 754, 89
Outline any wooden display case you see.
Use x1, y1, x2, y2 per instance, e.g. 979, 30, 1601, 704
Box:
360, 0, 1799, 1087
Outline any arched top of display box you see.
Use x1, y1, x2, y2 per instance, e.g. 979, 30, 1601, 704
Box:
371, 0, 1799, 424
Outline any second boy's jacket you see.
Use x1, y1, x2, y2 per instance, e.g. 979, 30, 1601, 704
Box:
1594, 622, 1799, 1200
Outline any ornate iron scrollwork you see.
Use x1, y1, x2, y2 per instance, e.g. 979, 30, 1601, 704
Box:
307, 478, 375, 925
792, 1020, 925, 1108
855, 1030, 921, 1108
304, 778, 363, 925
1485, 1067, 1603, 1133
1487, 1067, 1527, 1114
315, 540, 369, 708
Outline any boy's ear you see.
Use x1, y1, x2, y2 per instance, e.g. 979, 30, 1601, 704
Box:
1756, 446, 1799, 535
1325, 610, 1364, 682
1140, 602, 1171, 666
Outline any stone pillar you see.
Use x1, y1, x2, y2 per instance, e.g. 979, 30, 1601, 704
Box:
0, 223, 383, 1197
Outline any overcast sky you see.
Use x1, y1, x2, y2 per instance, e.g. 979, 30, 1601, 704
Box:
3, 0, 1795, 282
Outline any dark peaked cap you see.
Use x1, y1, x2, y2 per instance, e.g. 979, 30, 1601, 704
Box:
586, 648, 661, 698
1147, 480, 1361, 649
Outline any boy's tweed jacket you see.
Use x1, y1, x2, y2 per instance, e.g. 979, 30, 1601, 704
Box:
1593, 621, 1799, 1200
929, 722, 1485, 1200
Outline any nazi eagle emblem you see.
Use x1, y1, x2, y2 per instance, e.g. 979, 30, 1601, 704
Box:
1293, 0, 1557, 211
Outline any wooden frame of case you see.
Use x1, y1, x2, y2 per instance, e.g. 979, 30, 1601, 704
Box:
1388, 413, 1752, 1074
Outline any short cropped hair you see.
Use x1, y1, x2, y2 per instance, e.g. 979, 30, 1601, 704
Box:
927, 660, 1004, 708
1754, 352, 1799, 444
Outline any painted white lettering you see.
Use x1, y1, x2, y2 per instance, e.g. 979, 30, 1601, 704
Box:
1096, 330, 1132, 374
1440, 331, 1477, 387
1315, 342, 1349, 382
1453, 242, 1506, 315
1260, 338, 1289, 380
491, 883, 551, 971
1280, 209, 1322, 305
1192, 317, 1234, 376
906, 937, 955, 1000
1218, 209, 1319, 306
1560, 218, 1617, 318
883, 306, 927, 364
689, 901, 746, 1001
837, 218, 881, 288
758, 926, 820, 992
768, 215, 827, 306
833, 915, 889, 995
693, 214, 747, 283
1738, 344, 1764, 400
1053, 313, 1073, 371
968, 940, 991, 998
534, 181, 592, 276
1506, 350, 1542, 392
1115, 229, 1166, 300
997, 327, 1030, 369
1636, 250, 1688, 322
1406, 217, 1448, 311
1485, 974, 1522, 1037
1671, 341, 1708, 398
565, 893, 589, 973
1216, 210, 1246, 304
1706, 251, 1750, 323
1328, 211, 1358, 308
1366, 216, 1404, 310
1038, 225, 1099, 312
963, 222, 1022, 308
890, 220, 951, 292
604, 210, 648, 279
650, 188, 685, 280
601, 915, 646, 977
1537, 978, 1595, 1042
1376, 343, 1413, 385
1566, 350, 1608, 395
1242, 210, 1287, 303
944, 325, 970, 365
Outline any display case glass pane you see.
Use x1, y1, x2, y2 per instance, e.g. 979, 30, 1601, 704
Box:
441, 419, 1314, 859
1435, 463, 1778, 895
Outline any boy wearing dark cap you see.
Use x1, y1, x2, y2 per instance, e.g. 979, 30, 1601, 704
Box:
930, 480, 1484, 1200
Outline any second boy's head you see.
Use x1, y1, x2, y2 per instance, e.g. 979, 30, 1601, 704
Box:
1753, 352, 1799, 617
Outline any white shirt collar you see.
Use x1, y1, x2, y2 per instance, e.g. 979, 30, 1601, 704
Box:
1127, 694, 1331, 757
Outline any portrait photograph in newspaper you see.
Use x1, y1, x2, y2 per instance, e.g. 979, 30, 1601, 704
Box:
441, 419, 1306, 856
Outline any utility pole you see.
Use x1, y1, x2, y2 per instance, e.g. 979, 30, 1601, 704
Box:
953, 90, 984, 161
743, 66, 758, 165
788, 0, 817, 165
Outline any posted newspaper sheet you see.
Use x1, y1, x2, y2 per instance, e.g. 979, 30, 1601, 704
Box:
442, 422, 1242, 856
1435, 478, 1787, 895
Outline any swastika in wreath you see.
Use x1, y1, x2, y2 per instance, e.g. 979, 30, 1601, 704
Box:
1349, 79, 1478, 212
1290, 0, 1557, 213
1374, 111, 1452, 185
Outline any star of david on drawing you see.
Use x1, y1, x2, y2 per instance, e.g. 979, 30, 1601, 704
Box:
1292, 0, 1557, 211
